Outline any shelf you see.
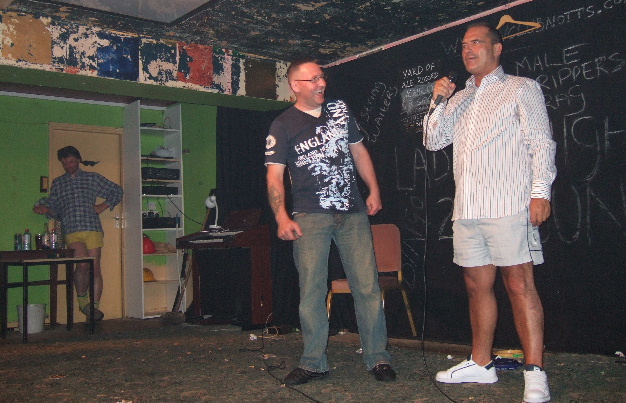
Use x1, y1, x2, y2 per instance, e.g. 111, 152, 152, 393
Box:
143, 253, 179, 257
142, 157, 180, 162
123, 101, 185, 319
140, 127, 179, 136
143, 280, 181, 317
144, 280, 180, 284
142, 179, 180, 183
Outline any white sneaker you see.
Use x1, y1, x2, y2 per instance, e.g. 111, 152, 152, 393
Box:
435, 356, 498, 384
524, 365, 551, 403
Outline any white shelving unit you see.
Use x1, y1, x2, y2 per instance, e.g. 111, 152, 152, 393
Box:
123, 101, 185, 318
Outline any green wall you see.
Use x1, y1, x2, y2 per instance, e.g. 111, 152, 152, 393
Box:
181, 103, 218, 235
0, 95, 120, 321
0, 95, 127, 245
0, 95, 216, 322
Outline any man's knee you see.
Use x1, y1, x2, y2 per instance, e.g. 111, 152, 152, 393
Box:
74, 264, 90, 275
501, 263, 536, 296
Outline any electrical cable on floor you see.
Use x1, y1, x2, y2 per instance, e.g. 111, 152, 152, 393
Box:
239, 313, 326, 403
239, 312, 274, 353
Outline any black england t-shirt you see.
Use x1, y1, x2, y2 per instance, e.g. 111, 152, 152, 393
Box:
265, 100, 366, 214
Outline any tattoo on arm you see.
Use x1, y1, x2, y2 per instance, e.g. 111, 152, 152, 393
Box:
268, 185, 283, 216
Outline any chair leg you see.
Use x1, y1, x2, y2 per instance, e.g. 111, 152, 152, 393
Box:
326, 290, 333, 320
400, 288, 418, 337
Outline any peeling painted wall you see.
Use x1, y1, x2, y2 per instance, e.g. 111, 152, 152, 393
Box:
0, 11, 293, 101
0, 12, 51, 64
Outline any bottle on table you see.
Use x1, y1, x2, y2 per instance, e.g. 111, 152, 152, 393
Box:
22, 229, 32, 250
42, 223, 51, 249
54, 220, 63, 249
50, 227, 59, 249
14, 233, 22, 250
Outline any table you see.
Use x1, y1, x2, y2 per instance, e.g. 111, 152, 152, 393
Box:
0, 249, 96, 342
176, 225, 272, 328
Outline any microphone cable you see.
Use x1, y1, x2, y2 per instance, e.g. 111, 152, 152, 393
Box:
421, 99, 461, 403
239, 313, 326, 403
166, 194, 205, 226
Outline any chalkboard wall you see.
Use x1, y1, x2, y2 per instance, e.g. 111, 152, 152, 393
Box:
326, 0, 625, 354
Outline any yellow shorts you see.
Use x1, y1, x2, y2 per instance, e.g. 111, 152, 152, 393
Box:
65, 231, 104, 250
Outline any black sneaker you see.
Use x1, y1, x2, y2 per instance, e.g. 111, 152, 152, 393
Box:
80, 305, 104, 322
283, 367, 329, 385
369, 363, 397, 382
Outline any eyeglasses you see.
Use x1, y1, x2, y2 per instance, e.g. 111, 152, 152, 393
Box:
293, 74, 326, 83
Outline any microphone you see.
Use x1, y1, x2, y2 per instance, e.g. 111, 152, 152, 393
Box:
433, 71, 458, 106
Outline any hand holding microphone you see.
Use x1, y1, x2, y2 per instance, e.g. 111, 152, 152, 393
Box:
425, 71, 458, 140
433, 71, 458, 106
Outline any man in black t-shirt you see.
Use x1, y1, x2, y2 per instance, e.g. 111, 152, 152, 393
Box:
265, 59, 395, 385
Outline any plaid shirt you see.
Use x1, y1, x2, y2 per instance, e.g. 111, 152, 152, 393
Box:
46, 169, 123, 235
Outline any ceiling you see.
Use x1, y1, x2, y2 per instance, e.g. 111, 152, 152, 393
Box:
4, 0, 515, 65
38, 0, 211, 23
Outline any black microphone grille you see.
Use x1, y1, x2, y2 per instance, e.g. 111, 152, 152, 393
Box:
448, 71, 458, 84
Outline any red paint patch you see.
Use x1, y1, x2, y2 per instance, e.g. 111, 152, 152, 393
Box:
65, 66, 81, 74
177, 42, 213, 87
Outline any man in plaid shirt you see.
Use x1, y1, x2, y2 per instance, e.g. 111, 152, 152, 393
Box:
34, 146, 123, 321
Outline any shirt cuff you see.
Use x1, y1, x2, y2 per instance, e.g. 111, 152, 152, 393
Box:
530, 181, 552, 201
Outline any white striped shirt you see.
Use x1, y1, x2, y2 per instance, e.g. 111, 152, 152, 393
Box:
424, 66, 556, 221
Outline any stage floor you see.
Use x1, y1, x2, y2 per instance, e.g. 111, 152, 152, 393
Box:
1, 318, 624, 403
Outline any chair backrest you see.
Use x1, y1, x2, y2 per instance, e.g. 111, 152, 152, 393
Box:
371, 224, 401, 273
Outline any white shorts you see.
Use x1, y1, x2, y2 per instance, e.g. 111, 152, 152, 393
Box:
452, 208, 543, 268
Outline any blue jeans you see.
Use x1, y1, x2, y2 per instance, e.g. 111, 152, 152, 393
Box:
293, 212, 391, 372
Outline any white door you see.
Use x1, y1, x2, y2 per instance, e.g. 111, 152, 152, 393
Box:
49, 123, 124, 322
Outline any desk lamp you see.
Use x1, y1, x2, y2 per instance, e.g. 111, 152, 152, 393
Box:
204, 195, 220, 230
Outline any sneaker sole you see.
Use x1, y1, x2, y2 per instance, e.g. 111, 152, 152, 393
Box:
436, 374, 498, 384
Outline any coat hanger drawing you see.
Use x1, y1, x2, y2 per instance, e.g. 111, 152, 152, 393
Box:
496, 14, 542, 40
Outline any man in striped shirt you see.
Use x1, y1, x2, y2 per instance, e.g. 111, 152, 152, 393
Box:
423, 21, 556, 403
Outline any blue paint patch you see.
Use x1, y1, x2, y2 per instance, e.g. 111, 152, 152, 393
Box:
211, 53, 226, 93
51, 23, 101, 71
52, 25, 78, 68
178, 46, 192, 77
97, 32, 140, 81
140, 40, 177, 83
231, 56, 241, 95
212, 54, 225, 76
